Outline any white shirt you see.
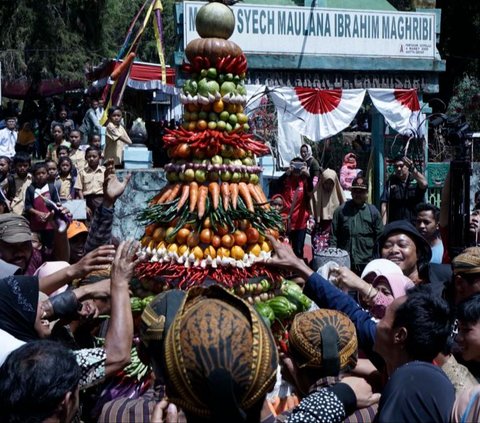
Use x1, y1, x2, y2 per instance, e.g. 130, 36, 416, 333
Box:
0, 128, 17, 158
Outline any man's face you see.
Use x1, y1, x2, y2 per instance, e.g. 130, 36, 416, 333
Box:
394, 160, 409, 179
6, 119, 16, 130
381, 232, 418, 276
373, 296, 406, 362
15, 162, 29, 178
59, 110, 67, 120
454, 273, 480, 304
416, 210, 438, 242
351, 188, 367, 206
0, 240, 33, 273
91, 100, 99, 110
470, 211, 480, 237
457, 320, 480, 362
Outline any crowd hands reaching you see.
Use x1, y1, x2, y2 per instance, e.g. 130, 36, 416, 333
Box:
1, 133, 480, 423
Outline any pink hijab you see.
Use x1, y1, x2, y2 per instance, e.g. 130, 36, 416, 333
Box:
372, 273, 415, 299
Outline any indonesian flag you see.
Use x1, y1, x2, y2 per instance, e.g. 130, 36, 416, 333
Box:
270, 87, 366, 163
368, 89, 425, 137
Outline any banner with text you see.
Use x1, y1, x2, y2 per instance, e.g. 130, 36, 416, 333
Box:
184, 1, 437, 59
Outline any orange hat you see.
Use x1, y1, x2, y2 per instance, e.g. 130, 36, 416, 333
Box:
67, 221, 88, 239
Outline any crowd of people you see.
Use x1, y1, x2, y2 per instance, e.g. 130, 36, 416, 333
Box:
2, 112, 480, 423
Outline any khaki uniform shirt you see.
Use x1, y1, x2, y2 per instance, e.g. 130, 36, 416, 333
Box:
74, 166, 105, 196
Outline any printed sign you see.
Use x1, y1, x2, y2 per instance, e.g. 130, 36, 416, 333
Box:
183, 1, 437, 59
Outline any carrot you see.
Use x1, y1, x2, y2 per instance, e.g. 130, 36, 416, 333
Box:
110, 52, 136, 81
177, 184, 190, 210
221, 182, 230, 211
157, 185, 173, 204
166, 183, 182, 202
197, 185, 209, 218
238, 182, 254, 212
149, 186, 169, 205
254, 184, 270, 209
208, 182, 220, 210
248, 183, 263, 205
189, 182, 199, 213
229, 183, 239, 210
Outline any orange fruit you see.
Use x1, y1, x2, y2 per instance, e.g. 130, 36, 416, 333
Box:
196, 120, 208, 130
176, 228, 191, 245
203, 217, 212, 228
187, 121, 196, 131
226, 103, 237, 114
217, 247, 230, 257
233, 230, 247, 247
191, 246, 204, 260
212, 99, 224, 113
231, 245, 245, 260
245, 227, 260, 244
204, 245, 217, 258
247, 243, 261, 256
221, 234, 235, 248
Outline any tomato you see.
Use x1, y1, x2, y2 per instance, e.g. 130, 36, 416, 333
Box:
176, 228, 191, 245
221, 234, 235, 248
231, 245, 245, 260
174, 143, 191, 159
200, 228, 213, 244
186, 232, 200, 248
245, 227, 260, 244
145, 223, 158, 237
211, 235, 222, 248
233, 230, 247, 247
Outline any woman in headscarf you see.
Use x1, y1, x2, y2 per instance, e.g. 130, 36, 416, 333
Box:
300, 144, 321, 194
0, 239, 138, 389
312, 169, 345, 254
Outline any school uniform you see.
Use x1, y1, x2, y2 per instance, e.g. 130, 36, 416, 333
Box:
74, 165, 105, 215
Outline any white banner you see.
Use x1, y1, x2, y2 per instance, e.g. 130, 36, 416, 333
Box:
184, 1, 437, 59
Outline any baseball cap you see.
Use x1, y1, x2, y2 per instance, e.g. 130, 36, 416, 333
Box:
0, 213, 32, 243
67, 221, 88, 239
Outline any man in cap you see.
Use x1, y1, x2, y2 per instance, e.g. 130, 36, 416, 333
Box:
67, 220, 89, 264
330, 176, 383, 275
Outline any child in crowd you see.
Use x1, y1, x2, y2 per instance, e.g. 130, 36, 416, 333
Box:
10, 153, 32, 215
74, 146, 104, 218
56, 145, 69, 161
45, 160, 58, 184
0, 156, 15, 209
68, 129, 86, 171
104, 106, 132, 168
56, 157, 76, 201
46, 124, 70, 163
24, 162, 61, 250
89, 134, 102, 150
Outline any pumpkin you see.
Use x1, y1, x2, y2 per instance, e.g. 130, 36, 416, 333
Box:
196, 2, 235, 39
185, 38, 243, 64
